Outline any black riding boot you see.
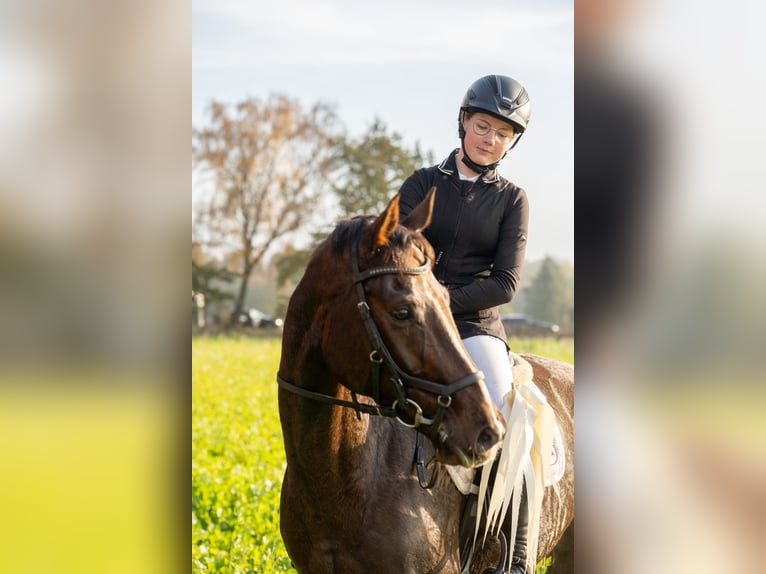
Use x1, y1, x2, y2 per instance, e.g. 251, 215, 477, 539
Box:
509, 482, 532, 574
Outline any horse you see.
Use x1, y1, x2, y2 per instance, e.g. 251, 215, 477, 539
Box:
277, 189, 574, 574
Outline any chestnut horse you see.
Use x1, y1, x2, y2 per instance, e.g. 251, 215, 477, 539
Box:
277, 190, 574, 574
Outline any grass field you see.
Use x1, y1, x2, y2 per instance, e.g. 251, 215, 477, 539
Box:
192, 335, 573, 573
507, 336, 574, 365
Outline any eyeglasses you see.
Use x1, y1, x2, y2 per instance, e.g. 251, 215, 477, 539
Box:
470, 118, 516, 144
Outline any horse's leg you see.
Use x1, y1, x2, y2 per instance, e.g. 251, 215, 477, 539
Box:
545, 521, 574, 574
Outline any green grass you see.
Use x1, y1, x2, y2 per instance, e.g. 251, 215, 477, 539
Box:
192, 335, 573, 573
192, 337, 295, 573
508, 336, 574, 365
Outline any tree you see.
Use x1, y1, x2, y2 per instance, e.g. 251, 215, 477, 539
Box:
332, 118, 432, 216
191, 259, 236, 306
522, 257, 571, 327
272, 119, 432, 290
193, 95, 341, 323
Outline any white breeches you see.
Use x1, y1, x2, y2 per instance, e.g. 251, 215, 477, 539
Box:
462, 335, 513, 409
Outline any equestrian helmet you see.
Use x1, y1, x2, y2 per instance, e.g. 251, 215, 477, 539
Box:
459, 74, 531, 134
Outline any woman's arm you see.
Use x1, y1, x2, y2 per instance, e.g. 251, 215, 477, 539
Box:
449, 188, 529, 314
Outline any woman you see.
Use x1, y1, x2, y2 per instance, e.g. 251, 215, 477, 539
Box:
397, 74, 532, 574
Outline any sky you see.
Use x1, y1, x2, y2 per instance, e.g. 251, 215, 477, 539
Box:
192, 0, 574, 263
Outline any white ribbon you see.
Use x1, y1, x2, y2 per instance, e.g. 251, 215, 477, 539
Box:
473, 381, 558, 573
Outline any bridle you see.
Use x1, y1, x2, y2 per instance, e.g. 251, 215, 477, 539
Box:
277, 227, 484, 441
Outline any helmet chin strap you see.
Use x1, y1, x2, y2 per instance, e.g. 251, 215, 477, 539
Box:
460, 136, 513, 175
458, 113, 496, 175
460, 139, 502, 175
458, 113, 512, 176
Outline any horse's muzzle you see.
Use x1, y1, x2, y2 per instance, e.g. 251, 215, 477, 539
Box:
436, 416, 504, 468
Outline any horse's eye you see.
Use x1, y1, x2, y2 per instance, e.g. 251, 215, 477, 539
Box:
390, 308, 411, 321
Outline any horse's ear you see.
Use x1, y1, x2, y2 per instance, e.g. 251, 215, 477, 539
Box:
402, 187, 436, 233
370, 193, 400, 249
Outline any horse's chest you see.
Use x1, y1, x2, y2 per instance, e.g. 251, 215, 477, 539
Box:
283, 475, 460, 574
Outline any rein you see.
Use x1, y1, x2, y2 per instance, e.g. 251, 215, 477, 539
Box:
277, 228, 484, 439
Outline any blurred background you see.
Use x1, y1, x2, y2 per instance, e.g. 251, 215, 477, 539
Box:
575, 0, 766, 572
2, 0, 766, 573
0, 1, 188, 572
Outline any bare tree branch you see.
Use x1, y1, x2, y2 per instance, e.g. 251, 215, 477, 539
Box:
193, 95, 342, 323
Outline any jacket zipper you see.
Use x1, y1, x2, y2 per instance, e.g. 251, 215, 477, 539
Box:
439, 179, 476, 283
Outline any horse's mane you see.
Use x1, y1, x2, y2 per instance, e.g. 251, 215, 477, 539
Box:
326, 216, 371, 258
324, 214, 415, 265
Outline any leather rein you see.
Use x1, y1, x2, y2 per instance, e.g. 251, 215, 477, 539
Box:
277, 229, 484, 439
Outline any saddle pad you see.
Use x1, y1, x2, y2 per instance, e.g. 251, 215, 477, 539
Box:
445, 465, 478, 496
548, 414, 566, 485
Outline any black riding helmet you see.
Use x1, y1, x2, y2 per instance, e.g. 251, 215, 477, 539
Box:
458, 74, 531, 173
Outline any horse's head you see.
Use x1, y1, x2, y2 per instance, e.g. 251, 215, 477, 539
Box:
326, 188, 505, 468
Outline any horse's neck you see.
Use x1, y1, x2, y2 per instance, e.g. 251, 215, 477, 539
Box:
283, 393, 397, 484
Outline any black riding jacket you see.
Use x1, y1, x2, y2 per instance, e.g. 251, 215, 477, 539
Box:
398, 150, 529, 343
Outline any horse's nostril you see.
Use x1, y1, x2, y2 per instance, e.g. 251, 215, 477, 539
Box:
475, 427, 501, 454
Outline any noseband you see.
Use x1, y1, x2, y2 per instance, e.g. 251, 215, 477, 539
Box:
277, 227, 484, 436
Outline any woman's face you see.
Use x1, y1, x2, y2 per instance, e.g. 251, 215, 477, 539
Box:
461, 112, 517, 167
